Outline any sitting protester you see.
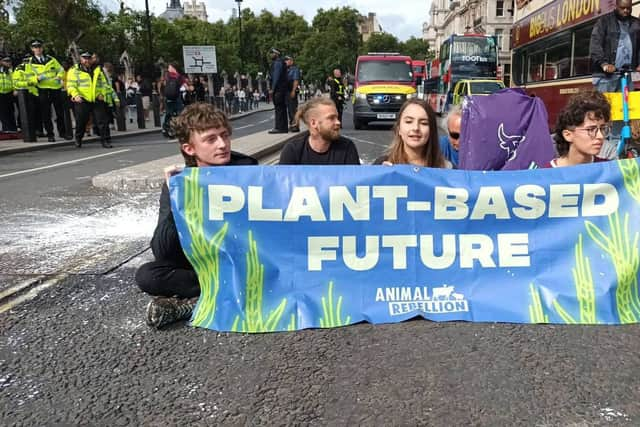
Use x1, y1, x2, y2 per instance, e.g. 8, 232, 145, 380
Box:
374, 99, 451, 168
544, 90, 612, 167
279, 97, 360, 165
439, 105, 461, 168
135, 103, 257, 329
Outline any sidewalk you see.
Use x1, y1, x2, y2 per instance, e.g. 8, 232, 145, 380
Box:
92, 128, 302, 191
0, 104, 274, 157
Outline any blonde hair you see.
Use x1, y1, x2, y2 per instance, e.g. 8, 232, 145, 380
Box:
294, 97, 337, 127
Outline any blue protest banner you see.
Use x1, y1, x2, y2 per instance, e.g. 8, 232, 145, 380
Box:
169, 159, 640, 332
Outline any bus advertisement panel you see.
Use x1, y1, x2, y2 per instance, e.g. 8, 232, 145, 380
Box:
510, 0, 623, 128
424, 34, 499, 114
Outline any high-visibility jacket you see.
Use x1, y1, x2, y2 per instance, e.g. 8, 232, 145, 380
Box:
101, 71, 120, 107
12, 64, 39, 96
67, 64, 109, 103
334, 78, 344, 95
0, 67, 12, 94
27, 55, 64, 90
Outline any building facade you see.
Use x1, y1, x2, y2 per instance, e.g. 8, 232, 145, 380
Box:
159, 0, 184, 21
423, 0, 515, 85
358, 13, 383, 42
184, 0, 208, 21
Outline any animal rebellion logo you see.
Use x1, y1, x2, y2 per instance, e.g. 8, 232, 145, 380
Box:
375, 284, 469, 316
498, 123, 526, 162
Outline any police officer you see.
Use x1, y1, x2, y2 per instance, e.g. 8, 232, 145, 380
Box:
268, 48, 289, 134
67, 51, 111, 148
0, 56, 17, 132
328, 68, 345, 126
284, 55, 301, 132
12, 57, 39, 140
27, 39, 65, 142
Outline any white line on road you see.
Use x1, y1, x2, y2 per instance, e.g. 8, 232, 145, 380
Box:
234, 124, 256, 130
0, 149, 131, 179
343, 135, 388, 148
0, 274, 68, 314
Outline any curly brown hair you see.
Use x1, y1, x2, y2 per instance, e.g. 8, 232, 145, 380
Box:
173, 103, 232, 166
385, 99, 446, 167
553, 90, 611, 156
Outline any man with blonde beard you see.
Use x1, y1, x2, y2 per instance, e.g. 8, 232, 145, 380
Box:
278, 97, 360, 164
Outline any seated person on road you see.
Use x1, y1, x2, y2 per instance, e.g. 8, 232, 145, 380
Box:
543, 90, 612, 168
374, 99, 451, 168
278, 97, 361, 165
135, 103, 258, 329
438, 105, 461, 168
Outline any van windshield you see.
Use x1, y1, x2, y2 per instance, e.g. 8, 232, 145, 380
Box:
470, 81, 504, 94
357, 60, 413, 83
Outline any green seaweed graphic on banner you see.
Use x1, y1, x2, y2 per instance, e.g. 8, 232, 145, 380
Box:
232, 231, 288, 332
619, 158, 640, 203
528, 283, 549, 323
319, 281, 351, 328
183, 168, 228, 328
585, 212, 640, 323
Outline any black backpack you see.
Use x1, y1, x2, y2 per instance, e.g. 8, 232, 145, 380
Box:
164, 78, 180, 101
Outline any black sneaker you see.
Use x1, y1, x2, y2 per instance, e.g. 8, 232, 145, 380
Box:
47, 136, 55, 142
75, 138, 82, 148
145, 297, 197, 329
101, 140, 113, 148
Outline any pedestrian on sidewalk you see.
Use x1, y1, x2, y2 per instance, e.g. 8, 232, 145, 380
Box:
268, 47, 289, 133
26, 39, 66, 142
137, 74, 152, 122
125, 77, 138, 124
136, 103, 258, 329
161, 63, 185, 137
284, 55, 300, 132
0, 55, 17, 132
253, 88, 260, 109
67, 51, 112, 148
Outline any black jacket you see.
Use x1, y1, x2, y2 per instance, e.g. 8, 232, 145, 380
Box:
150, 152, 258, 268
590, 12, 640, 73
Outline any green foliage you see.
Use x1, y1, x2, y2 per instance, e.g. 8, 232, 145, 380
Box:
400, 36, 431, 60
319, 281, 351, 328
362, 32, 400, 55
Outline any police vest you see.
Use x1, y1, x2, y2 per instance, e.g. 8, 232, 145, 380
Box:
12, 66, 39, 96
334, 78, 344, 95
0, 68, 12, 94
27, 55, 64, 90
67, 64, 109, 103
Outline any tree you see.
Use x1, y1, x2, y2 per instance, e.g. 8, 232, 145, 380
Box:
400, 36, 431, 60
362, 33, 400, 55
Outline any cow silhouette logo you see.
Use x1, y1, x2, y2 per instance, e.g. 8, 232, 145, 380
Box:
498, 123, 526, 162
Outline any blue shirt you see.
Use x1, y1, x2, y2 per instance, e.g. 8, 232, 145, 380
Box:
439, 135, 459, 168
287, 65, 301, 82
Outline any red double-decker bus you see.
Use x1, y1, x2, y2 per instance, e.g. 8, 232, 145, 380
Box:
510, 0, 635, 128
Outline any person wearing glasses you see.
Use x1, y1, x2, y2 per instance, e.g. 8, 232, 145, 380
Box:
439, 105, 461, 168
544, 90, 612, 168
373, 99, 450, 168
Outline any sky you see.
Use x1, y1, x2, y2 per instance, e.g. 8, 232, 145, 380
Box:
101, 0, 431, 42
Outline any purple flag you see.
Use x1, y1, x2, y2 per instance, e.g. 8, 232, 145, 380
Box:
458, 88, 555, 170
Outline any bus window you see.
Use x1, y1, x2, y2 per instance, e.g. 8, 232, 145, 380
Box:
545, 34, 571, 80
572, 25, 594, 76
528, 52, 545, 82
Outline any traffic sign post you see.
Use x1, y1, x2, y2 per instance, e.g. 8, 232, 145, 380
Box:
183, 45, 218, 104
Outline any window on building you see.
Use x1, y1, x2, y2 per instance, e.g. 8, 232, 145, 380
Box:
496, 0, 504, 17
495, 29, 504, 51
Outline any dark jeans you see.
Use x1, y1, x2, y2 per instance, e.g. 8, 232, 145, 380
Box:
287, 93, 298, 126
135, 261, 199, 298
39, 88, 65, 137
74, 100, 108, 142
162, 100, 183, 134
273, 90, 288, 131
0, 92, 17, 131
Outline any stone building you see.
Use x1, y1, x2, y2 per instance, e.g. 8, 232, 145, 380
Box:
358, 13, 383, 42
423, 0, 515, 85
184, 0, 208, 21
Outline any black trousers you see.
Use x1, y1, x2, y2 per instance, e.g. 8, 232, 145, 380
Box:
135, 261, 200, 299
18, 92, 39, 138
332, 98, 344, 126
74, 100, 108, 142
287, 93, 298, 126
273, 90, 288, 131
38, 88, 65, 137
0, 92, 17, 131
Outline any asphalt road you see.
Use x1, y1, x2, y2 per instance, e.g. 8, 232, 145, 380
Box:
1, 104, 639, 426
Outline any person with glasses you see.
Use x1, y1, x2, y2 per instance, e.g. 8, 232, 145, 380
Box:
544, 90, 612, 168
373, 99, 450, 168
439, 105, 461, 168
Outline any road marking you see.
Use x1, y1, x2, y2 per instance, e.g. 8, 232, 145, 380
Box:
0, 274, 67, 314
343, 135, 387, 148
235, 124, 256, 130
0, 149, 131, 179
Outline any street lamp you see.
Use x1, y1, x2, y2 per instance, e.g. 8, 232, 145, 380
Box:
144, 0, 154, 71
236, 0, 243, 74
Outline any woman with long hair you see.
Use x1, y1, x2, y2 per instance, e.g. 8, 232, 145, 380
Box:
374, 99, 451, 168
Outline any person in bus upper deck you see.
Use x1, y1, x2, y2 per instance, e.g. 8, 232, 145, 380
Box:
589, 0, 640, 93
